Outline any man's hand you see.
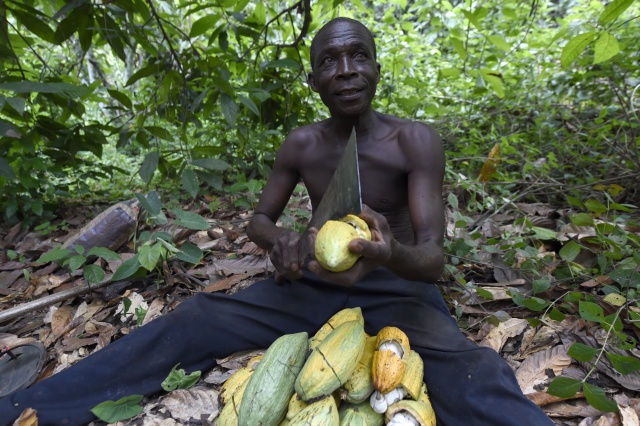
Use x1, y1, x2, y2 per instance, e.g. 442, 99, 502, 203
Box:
270, 230, 305, 283
307, 205, 393, 286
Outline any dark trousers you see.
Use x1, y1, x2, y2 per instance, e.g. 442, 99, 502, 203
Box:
0, 269, 553, 425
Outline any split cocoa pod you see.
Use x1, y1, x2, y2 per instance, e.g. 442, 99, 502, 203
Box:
372, 326, 411, 394
315, 214, 371, 272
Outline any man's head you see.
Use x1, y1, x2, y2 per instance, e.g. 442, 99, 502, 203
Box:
309, 18, 377, 71
307, 18, 381, 118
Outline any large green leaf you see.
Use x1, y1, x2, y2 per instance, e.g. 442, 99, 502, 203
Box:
112, 255, 142, 281
220, 94, 238, 126
0, 157, 16, 180
139, 152, 159, 184
90, 395, 144, 423
138, 243, 162, 272
561, 32, 598, 68
593, 33, 620, 64
547, 377, 582, 398
11, 9, 55, 43
191, 158, 231, 171
161, 364, 202, 392
598, 0, 634, 24
583, 383, 618, 412
172, 209, 210, 231
190, 14, 222, 38
607, 352, 640, 374
0, 82, 89, 97
83, 264, 105, 285
181, 169, 199, 198
567, 342, 597, 362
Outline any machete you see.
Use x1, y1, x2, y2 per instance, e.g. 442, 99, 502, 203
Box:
298, 126, 362, 261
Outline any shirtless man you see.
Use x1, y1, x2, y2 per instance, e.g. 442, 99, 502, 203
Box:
0, 18, 553, 426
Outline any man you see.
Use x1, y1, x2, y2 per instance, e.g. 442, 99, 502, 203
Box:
0, 18, 553, 425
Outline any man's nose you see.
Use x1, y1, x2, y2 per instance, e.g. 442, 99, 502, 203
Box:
336, 56, 358, 79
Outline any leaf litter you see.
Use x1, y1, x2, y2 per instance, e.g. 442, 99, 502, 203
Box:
0, 193, 639, 425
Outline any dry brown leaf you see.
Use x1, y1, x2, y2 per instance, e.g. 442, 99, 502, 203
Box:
12, 407, 37, 426
545, 399, 606, 419
51, 306, 75, 339
518, 325, 561, 359
479, 318, 529, 352
516, 344, 572, 394
204, 274, 249, 293
527, 390, 585, 407
216, 349, 265, 370
159, 387, 219, 422
479, 142, 500, 182
206, 255, 274, 276
581, 276, 614, 288
142, 298, 166, 326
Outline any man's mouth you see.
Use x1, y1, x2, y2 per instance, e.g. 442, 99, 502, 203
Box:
337, 88, 362, 96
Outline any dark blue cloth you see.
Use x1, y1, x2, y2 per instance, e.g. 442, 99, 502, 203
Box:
0, 268, 553, 425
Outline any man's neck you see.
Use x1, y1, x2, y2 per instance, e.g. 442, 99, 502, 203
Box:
328, 109, 379, 139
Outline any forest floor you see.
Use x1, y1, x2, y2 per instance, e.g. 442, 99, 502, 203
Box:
1, 191, 640, 426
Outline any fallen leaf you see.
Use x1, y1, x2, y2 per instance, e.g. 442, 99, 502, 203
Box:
480, 318, 529, 352
12, 407, 38, 426
516, 344, 572, 394
160, 387, 219, 422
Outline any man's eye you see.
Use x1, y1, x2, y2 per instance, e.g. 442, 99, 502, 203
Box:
354, 52, 367, 59
322, 57, 336, 64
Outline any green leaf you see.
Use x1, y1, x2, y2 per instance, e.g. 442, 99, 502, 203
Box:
112, 255, 142, 281
532, 226, 558, 240
220, 94, 238, 126
182, 169, 199, 198
603, 293, 626, 307
584, 199, 608, 214
593, 33, 620, 64
139, 152, 159, 184
598, 0, 634, 24
191, 158, 231, 171
161, 364, 202, 392
583, 383, 618, 412
260, 59, 300, 71
547, 377, 582, 398
523, 297, 548, 311
476, 287, 494, 300
125, 64, 160, 87
176, 242, 204, 264
607, 352, 640, 375
0, 157, 16, 180
135, 191, 163, 216
450, 38, 467, 60
107, 89, 133, 109
532, 278, 551, 295
83, 264, 105, 284
549, 307, 566, 322
579, 301, 604, 323
461, 9, 481, 30
0, 82, 89, 97
172, 209, 210, 231
189, 14, 221, 38
488, 35, 510, 51
570, 213, 594, 227
239, 95, 260, 117
483, 73, 505, 98
567, 342, 598, 362
145, 126, 173, 142
561, 32, 598, 68
90, 394, 144, 423
11, 9, 55, 43
559, 241, 581, 262
138, 243, 162, 272
68, 255, 87, 272
87, 247, 120, 262
37, 248, 72, 263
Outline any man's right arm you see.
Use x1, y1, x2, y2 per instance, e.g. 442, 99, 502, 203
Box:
246, 132, 306, 280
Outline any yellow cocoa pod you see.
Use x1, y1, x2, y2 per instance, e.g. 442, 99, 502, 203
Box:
310, 307, 364, 350
219, 366, 254, 405
385, 399, 437, 426
289, 395, 339, 426
399, 350, 424, 400
341, 335, 376, 403
338, 400, 384, 426
315, 215, 371, 272
295, 320, 366, 402
372, 327, 410, 394
217, 377, 248, 426
286, 393, 309, 420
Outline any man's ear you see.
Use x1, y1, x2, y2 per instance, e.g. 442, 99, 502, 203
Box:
376, 62, 381, 83
308, 72, 319, 92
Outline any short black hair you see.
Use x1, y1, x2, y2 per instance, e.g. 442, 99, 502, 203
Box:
309, 18, 377, 70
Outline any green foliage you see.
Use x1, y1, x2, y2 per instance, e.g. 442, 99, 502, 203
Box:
90, 394, 144, 423
161, 364, 202, 392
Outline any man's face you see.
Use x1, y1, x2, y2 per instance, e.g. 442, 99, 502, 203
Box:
308, 21, 381, 118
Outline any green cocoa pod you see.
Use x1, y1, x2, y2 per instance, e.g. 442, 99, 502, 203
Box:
338, 400, 384, 426
238, 332, 309, 426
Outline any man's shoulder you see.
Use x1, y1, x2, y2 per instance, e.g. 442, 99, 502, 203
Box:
285, 119, 331, 143
378, 113, 441, 142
